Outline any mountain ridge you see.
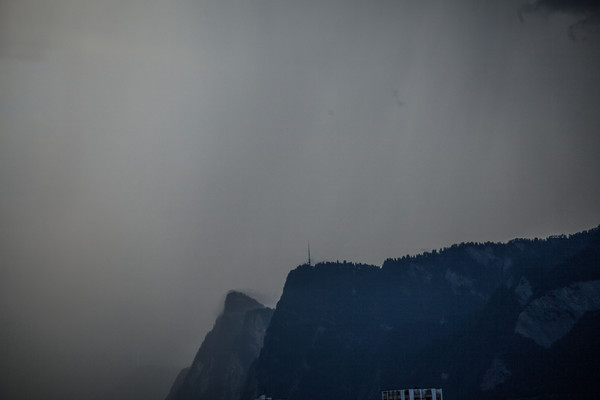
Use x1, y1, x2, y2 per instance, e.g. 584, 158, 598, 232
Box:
166, 291, 273, 400
167, 225, 600, 400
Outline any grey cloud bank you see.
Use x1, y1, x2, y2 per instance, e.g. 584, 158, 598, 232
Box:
1, 0, 600, 399
519, 0, 600, 38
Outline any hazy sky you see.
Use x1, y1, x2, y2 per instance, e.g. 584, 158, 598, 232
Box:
1, 1, 599, 399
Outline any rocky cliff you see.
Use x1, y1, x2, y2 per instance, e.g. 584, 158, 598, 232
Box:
167, 226, 600, 400
243, 227, 599, 400
166, 291, 273, 400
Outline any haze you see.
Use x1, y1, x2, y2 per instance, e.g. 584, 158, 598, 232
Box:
1, 1, 599, 399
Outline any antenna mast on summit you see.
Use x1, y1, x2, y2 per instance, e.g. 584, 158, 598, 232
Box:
308, 241, 311, 266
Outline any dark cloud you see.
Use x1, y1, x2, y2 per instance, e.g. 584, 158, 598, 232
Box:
2, 1, 600, 399
520, 0, 600, 39
527, 0, 600, 14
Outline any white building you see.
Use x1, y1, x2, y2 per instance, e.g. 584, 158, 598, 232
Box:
382, 388, 443, 400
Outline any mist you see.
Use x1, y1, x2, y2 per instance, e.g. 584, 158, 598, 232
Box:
1, 1, 599, 399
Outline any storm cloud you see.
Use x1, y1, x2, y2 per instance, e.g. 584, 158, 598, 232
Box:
1, 1, 600, 399
522, 0, 600, 14
520, 0, 600, 39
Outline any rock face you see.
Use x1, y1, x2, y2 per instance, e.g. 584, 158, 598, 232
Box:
242, 226, 600, 400
166, 291, 273, 400
515, 280, 600, 348
167, 226, 600, 400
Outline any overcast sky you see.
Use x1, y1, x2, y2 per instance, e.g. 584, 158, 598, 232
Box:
1, 0, 600, 399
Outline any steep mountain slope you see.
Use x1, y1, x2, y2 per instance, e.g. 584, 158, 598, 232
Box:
425, 227, 600, 400
166, 291, 273, 400
242, 227, 599, 400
